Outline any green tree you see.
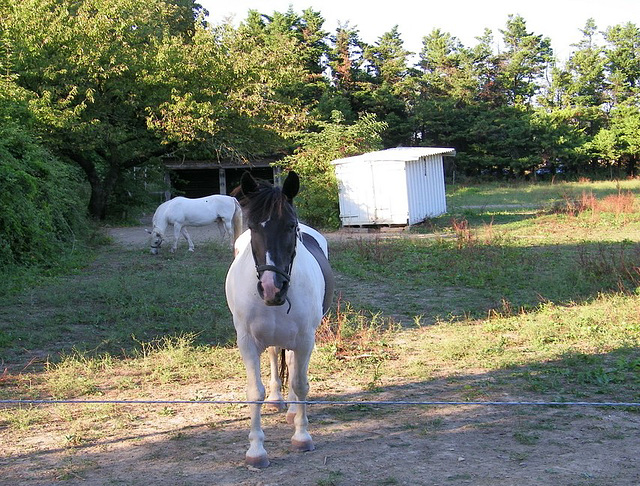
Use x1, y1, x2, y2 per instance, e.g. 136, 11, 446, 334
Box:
417, 28, 476, 101
317, 23, 375, 124
362, 26, 414, 145
150, 14, 308, 160
608, 104, 640, 175
6, 0, 308, 219
587, 22, 640, 174
499, 14, 554, 106
238, 8, 329, 108
603, 22, 640, 105
281, 112, 387, 228
5, 0, 197, 219
0, 77, 87, 265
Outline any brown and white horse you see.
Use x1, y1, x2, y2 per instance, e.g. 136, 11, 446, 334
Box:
225, 171, 334, 467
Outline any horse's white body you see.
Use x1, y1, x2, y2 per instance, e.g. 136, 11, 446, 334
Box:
150, 194, 242, 253
225, 224, 327, 467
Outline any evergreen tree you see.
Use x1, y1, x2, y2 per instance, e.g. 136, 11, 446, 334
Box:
499, 14, 554, 106
362, 26, 414, 145
603, 22, 640, 105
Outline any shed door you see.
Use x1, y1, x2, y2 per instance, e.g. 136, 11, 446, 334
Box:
371, 162, 408, 224
335, 161, 375, 226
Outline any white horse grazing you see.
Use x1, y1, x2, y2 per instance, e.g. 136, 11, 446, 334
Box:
225, 171, 334, 468
148, 194, 242, 254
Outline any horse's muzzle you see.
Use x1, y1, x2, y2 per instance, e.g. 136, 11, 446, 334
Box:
257, 280, 289, 306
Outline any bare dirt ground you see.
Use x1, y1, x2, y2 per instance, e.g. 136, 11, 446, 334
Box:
2, 224, 639, 486
105, 220, 415, 251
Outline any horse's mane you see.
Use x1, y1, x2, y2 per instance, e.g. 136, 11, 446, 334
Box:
234, 179, 296, 226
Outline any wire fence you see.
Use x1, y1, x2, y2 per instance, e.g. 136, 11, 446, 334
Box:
2, 398, 639, 408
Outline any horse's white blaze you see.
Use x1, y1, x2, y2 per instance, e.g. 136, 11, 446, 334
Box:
260, 251, 279, 301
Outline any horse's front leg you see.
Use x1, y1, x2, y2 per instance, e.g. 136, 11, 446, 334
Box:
181, 227, 195, 252
171, 224, 181, 253
286, 347, 315, 452
265, 346, 286, 412
238, 337, 269, 468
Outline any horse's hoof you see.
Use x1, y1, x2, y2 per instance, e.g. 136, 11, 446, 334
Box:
291, 438, 315, 453
188, 248, 195, 252
245, 453, 270, 468
265, 400, 287, 412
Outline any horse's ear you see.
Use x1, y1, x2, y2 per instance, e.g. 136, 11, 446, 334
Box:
282, 171, 299, 201
240, 172, 258, 196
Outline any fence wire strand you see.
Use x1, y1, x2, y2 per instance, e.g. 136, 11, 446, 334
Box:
1, 398, 639, 408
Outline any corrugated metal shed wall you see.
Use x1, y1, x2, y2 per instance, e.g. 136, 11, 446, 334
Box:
405, 155, 447, 224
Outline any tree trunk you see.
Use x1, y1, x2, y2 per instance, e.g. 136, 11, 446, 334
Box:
66, 151, 120, 220
88, 185, 109, 220
626, 155, 637, 178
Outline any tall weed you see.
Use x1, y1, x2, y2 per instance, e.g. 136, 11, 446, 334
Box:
552, 190, 637, 217
578, 241, 640, 290
317, 296, 399, 361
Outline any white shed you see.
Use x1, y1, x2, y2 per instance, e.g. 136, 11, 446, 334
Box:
331, 147, 455, 226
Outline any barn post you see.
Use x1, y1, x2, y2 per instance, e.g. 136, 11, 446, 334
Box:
219, 168, 227, 195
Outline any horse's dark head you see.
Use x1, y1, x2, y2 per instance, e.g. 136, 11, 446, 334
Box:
238, 171, 300, 307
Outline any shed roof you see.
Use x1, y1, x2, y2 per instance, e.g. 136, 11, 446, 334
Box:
331, 147, 456, 166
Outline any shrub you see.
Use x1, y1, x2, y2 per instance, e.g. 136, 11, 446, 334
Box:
280, 111, 387, 229
0, 83, 88, 266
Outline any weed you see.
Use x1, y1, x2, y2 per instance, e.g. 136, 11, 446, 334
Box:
46, 353, 104, 399
0, 405, 47, 430
351, 235, 393, 265
551, 189, 637, 219
513, 430, 540, 445
317, 296, 399, 362
577, 241, 640, 290
451, 217, 474, 249
159, 407, 176, 416
65, 433, 86, 447
317, 471, 343, 486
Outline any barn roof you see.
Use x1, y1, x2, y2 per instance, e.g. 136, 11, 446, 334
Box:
330, 147, 456, 166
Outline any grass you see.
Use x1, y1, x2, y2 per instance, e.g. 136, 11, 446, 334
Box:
1, 179, 640, 438
0, 241, 235, 366
445, 178, 640, 210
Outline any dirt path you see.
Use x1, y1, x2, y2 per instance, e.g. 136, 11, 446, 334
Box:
106, 222, 443, 253
3, 379, 639, 486
2, 225, 639, 485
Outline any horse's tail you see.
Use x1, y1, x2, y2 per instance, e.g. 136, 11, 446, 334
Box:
232, 198, 243, 242
279, 348, 289, 387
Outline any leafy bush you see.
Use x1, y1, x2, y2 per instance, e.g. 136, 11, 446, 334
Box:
0, 82, 88, 266
281, 111, 387, 229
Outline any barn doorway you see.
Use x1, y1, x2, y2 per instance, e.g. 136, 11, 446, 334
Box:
167, 165, 278, 198
170, 169, 220, 198
224, 166, 275, 194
